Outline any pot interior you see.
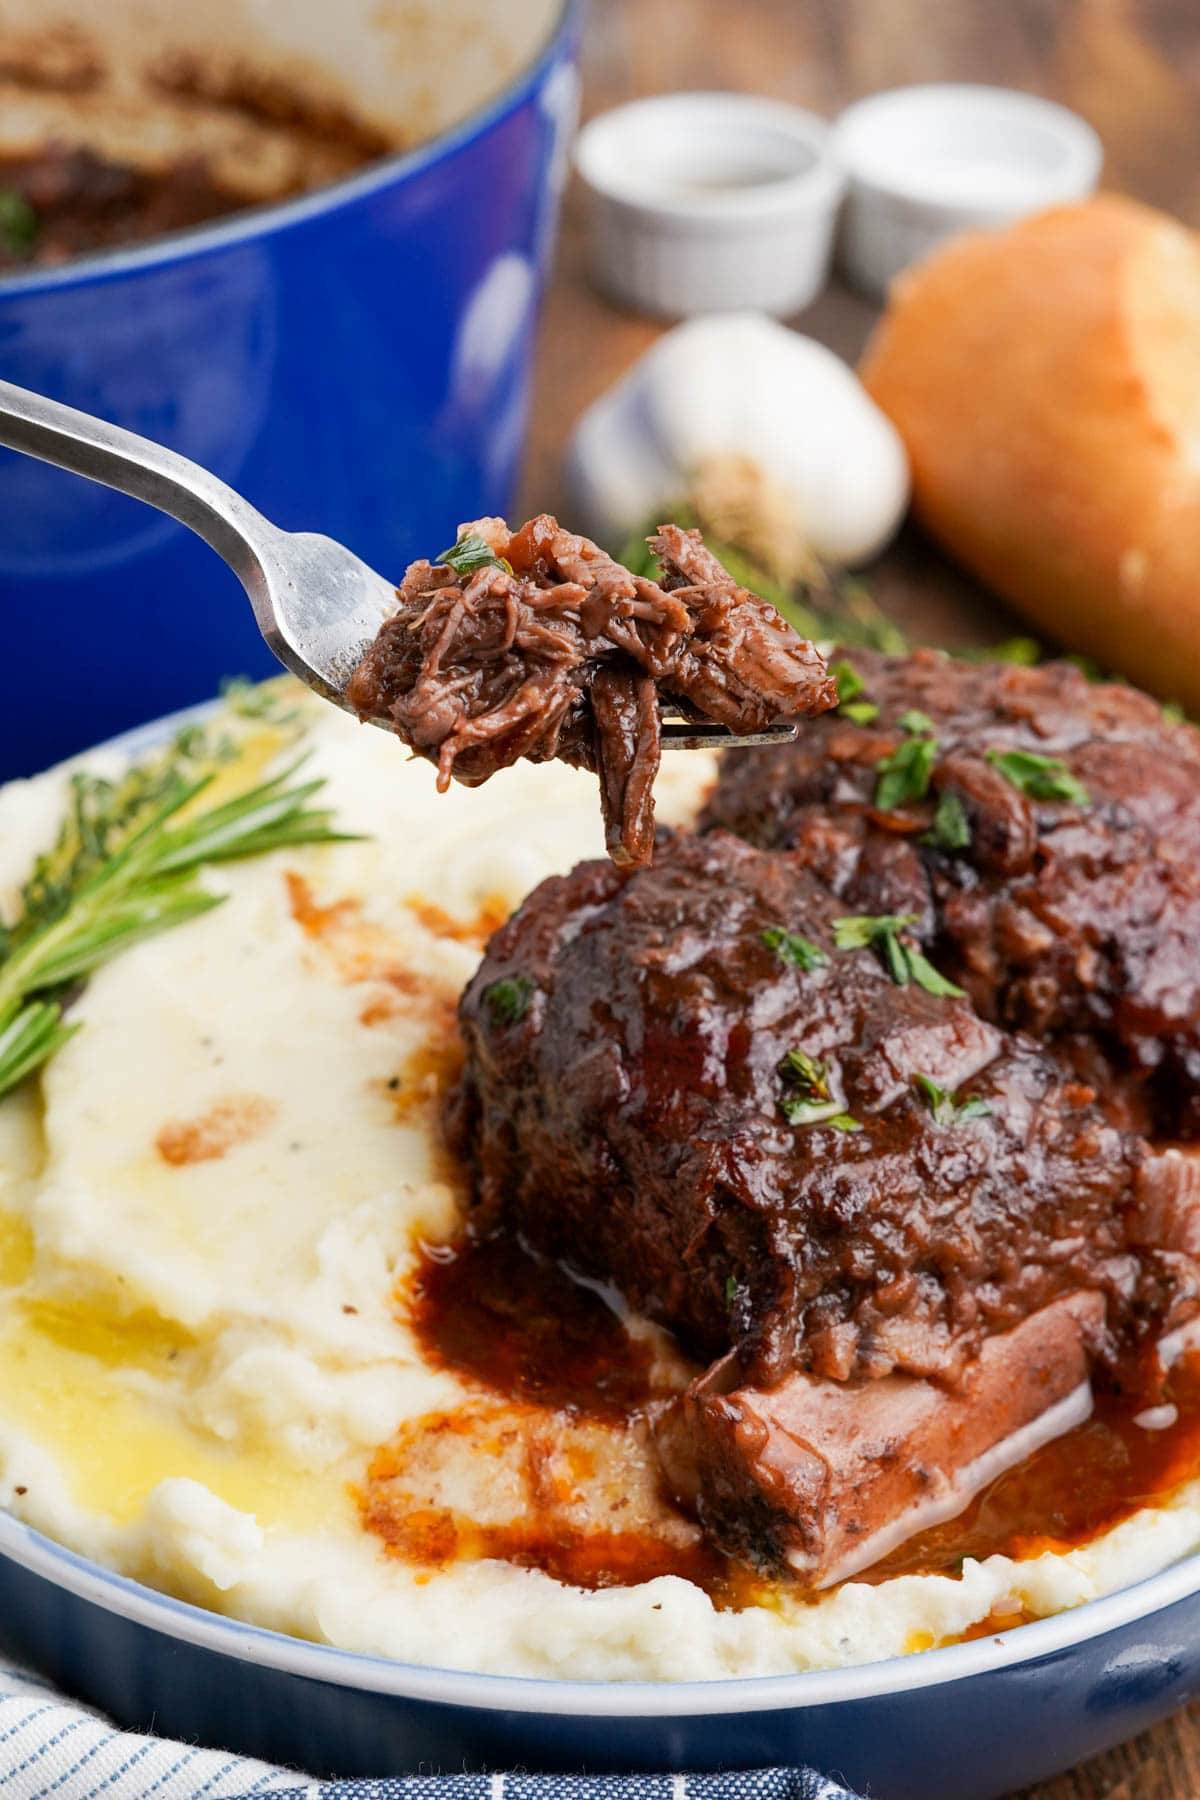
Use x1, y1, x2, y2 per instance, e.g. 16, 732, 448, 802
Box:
0, 0, 563, 198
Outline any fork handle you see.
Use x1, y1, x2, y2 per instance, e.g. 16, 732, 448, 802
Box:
0, 377, 281, 587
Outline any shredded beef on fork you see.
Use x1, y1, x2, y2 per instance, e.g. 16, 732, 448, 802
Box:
345, 515, 836, 867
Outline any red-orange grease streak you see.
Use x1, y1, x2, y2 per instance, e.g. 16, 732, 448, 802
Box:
367, 1234, 764, 1606
155, 1093, 276, 1165
407, 896, 510, 946
284, 870, 359, 937
365, 1506, 745, 1596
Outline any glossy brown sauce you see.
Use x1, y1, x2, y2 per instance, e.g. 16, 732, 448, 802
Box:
408, 1231, 658, 1425
384, 1228, 1200, 1605
870, 1354, 1200, 1581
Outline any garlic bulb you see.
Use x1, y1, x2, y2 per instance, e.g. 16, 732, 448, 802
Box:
566, 312, 910, 567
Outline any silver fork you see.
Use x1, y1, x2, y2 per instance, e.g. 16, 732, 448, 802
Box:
0, 379, 795, 750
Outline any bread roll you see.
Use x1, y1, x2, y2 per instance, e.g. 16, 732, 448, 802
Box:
860, 195, 1200, 711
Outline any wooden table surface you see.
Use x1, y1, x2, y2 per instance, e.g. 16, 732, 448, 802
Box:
520, 2, 1200, 1795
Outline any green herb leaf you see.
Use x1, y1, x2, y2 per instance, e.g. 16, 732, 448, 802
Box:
725, 1274, 739, 1309
913, 1071, 992, 1128
777, 1047, 861, 1130
0, 735, 356, 1103
903, 946, 965, 998
833, 661, 882, 726
874, 733, 938, 812
438, 532, 513, 578
959, 637, 1042, 667
761, 926, 828, 972
780, 1048, 830, 1096
985, 748, 1089, 806
898, 708, 936, 736
0, 188, 38, 256
921, 790, 971, 853
1162, 701, 1189, 726
832, 660, 865, 704
780, 1093, 859, 1128
832, 913, 920, 954
832, 912, 964, 998
484, 975, 534, 1026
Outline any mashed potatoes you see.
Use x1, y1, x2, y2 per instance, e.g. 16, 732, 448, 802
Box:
1, 689, 1199, 1682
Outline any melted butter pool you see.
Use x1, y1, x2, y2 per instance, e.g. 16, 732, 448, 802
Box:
0, 1205, 349, 1533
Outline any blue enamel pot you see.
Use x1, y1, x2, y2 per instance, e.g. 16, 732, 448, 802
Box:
0, 0, 580, 779
2, 1508, 1200, 1799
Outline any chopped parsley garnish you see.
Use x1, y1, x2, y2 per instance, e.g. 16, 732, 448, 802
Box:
484, 974, 534, 1025
777, 1047, 860, 1131
912, 1071, 992, 1128
833, 660, 880, 725
438, 531, 513, 578
1162, 701, 1187, 726
833, 912, 964, 998
921, 789, 971, 852
725, 1274, 739, 1309
874, 731, 938, 812
898, 708, 936, 736
991, 637, 1042, 666
0, 189, 38, 257
960, 637, 1042, 668
985, 748, 1089, 806
902, 946, 966, 998
761, 925, 828, 972
831, 659, 865, 704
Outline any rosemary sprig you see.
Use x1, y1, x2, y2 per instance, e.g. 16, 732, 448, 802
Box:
0, 723, 354, 1101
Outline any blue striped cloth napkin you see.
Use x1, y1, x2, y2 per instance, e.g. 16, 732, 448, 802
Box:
0, 1662, 864, 1800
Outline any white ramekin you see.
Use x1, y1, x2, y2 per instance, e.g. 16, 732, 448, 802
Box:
573, 92, 846, 318
832, 83, 1103, 299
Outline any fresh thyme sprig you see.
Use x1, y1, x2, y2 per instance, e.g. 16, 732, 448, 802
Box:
0, 714, 354, 1101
